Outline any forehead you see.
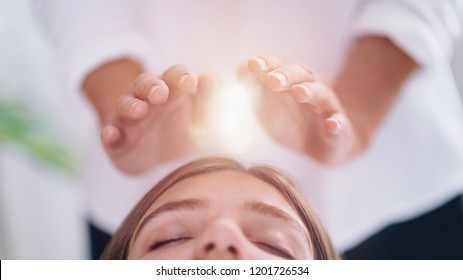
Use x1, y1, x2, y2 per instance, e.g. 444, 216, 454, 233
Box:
147, 170, 296, 215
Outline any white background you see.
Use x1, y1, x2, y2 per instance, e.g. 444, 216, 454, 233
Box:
3, 260, 463, 280
0, 0, 462, 259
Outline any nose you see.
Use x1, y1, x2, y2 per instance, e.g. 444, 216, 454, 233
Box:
193, 219, 249, 260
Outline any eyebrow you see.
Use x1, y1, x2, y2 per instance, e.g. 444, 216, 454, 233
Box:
244, 201, 304, 231
133, 198, 208, 242
132, 199, 306, 244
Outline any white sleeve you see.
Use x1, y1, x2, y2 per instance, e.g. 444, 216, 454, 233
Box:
31, 0, 153, 96
351, 0, 463, 65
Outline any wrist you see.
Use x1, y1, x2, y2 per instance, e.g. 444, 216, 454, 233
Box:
83, 58, 144, 125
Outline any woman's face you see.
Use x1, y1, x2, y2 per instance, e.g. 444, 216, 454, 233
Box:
128, 171, 312, 259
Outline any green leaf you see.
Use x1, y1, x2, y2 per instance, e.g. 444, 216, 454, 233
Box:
0, 99, 80, 176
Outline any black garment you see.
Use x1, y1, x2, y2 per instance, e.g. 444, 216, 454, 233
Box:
344, 195, 463, 260
88, 222, 111, 260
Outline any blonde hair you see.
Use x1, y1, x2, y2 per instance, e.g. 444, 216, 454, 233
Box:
101, 157, 339, 259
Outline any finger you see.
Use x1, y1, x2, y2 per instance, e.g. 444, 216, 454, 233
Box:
162, 65, 198, 93
194, 74, 221, 122
248, 54, 285, 75
196, 73, 222, 98
132, 73, 169, 105
116, 95, 149, 120
237, 62, 263, 99
291, 82, 340, 115
324, 114, 343, 136
324, 113, 353, 147
265, 63, 315, 92
101, 125, 123, 148
237, 62, 256, 83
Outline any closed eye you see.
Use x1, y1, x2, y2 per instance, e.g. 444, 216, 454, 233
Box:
149, 237, 192, 251
254, 242, 295, 260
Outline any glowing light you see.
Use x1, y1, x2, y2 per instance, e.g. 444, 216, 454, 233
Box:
209, 80, 260, 154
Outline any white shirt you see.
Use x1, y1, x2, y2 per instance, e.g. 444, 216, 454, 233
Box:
33, 0, 463, 251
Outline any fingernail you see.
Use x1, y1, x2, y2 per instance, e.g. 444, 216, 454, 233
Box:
149, 86, 159, 98
149, 86, 167, 103
179, 73, 190, 85
178, 74, 196, 92
327, 118, 341, 135
130, 100, 140, 112
253, 57, 267, 70
268, 71, 288, 89
333, 119, 341, 132
293, 84, 312, 103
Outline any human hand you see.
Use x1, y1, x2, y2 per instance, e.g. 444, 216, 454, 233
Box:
101, 65, 218, 174
246, 54, 363, 165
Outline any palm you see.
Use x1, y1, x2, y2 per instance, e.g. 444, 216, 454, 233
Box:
102, 68, 217, 174
109, 93, 195, 174
247, 55, 360, 165
256, 86, 353, 164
